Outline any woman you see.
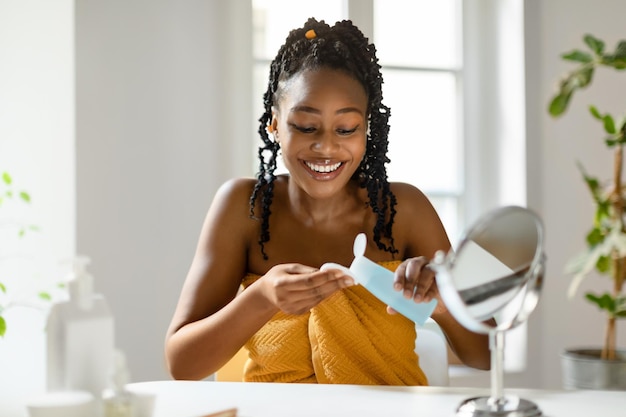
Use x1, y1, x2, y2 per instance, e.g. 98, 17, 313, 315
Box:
165, 18, 490, 385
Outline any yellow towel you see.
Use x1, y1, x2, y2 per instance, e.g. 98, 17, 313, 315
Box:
241, 261, 428, 385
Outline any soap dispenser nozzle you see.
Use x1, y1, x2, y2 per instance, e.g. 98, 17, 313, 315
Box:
66, 255, 94, 311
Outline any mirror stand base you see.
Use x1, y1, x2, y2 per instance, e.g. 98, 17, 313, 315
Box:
456, 396, 542, 417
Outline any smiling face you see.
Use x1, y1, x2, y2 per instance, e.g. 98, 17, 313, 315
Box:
271, 67, 369, 200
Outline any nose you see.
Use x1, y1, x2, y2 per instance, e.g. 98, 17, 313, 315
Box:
311, 132, 339, 153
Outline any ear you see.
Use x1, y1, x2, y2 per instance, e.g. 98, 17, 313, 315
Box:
268, 109, 279, 136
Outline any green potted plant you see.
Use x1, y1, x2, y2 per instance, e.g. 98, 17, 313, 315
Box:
548, 34, 626, 390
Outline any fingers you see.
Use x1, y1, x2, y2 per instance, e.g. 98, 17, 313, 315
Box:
282, 263, 319, 275
266, 265, 355, 314
393, 257, 437, 303
274, 265, 353, 289
290, 268, 355, 300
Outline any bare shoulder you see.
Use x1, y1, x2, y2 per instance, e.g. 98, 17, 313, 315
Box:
388, 182, 451, 258
388, 181, 440, 231
213, 177, 257, 207
202, 177, 260, 247
389, 181, 431, 205
389, 182, 438, 220
188, 177, 258, 264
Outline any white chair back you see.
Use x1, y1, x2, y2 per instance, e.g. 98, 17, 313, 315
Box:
415, 318, 449, 386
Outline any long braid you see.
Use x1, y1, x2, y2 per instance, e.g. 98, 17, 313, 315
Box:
250, 18, 398, 259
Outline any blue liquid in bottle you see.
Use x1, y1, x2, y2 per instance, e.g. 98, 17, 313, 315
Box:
321, 233, 437, 326
349, 255, 437, 326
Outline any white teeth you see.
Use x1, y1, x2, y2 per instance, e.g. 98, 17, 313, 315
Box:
305, 161, 342, 173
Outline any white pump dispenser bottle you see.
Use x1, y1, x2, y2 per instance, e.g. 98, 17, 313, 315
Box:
46, 256, 115, 398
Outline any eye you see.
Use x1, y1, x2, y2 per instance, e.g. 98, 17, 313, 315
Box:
336, 126, 359, 136
290, 123, 316, 134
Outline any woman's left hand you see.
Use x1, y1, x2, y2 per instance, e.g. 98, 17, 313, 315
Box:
389, 256, 447, 316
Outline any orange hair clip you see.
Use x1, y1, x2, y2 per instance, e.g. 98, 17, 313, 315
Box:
305, 29, 317, 40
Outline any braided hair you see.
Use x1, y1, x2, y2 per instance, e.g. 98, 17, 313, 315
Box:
249, 17, 398, 260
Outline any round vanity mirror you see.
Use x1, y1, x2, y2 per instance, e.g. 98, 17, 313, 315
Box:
431, 206, 546, 417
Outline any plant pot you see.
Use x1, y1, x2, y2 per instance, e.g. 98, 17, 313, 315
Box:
561, 348, 626, 390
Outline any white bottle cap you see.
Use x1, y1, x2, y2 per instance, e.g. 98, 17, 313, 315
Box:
353, 233, 367, 257
320, 233, 367, 283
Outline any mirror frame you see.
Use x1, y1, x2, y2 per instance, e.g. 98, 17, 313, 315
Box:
433, 206, 545, 334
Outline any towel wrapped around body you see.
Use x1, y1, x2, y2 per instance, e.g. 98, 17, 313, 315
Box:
240, 260, 428, 385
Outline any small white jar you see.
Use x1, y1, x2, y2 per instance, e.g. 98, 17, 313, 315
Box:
26, 390, 95, 417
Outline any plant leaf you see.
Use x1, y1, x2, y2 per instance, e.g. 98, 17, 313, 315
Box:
577, 162, 604, 204
616, 41, 626, 59
574, 66, 594, 88
38, 292, 52, 302
585, 292, 615, 314
609, 41, 626, 69
586, 227, 604, 246
605, 54, 626, 70
19, 191, 31, 203
595, 255, 611, 273
548, 92, 572, 116
0, 316, 5, 337
0, 282, 6, 293
562, 50, 593, 63
600, 37, 626, 70
596, 201, 611, 222
616, 296, 626, 317
584, 34, 605, 55
603, 114, 616, 134
589, 105, 602, 120
566, 223, 626, 297
565, 248, 603, 297
1, 172, 11, 185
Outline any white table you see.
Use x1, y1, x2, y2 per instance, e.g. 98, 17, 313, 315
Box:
128, 380, 626, 417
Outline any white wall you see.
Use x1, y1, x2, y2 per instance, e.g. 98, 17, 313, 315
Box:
0, 0, 74, 412
463, 0, 527, 226
75, 0, 252, 382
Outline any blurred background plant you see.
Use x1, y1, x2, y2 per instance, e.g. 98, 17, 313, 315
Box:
0, 170, 59, 337
548, 34, 626, 360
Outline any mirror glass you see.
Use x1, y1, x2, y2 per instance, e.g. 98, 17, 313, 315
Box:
434, 206, 544, 334
431, 206, 545, 417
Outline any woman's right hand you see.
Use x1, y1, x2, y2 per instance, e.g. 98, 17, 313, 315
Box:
258, 264, 355, 315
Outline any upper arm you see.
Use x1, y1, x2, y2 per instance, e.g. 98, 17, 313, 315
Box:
391, 182, 452, 259
391, 183, 491, 369
167, 178, 256, 336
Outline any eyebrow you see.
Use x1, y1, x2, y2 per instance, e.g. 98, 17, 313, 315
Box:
290, 105, 364, 116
